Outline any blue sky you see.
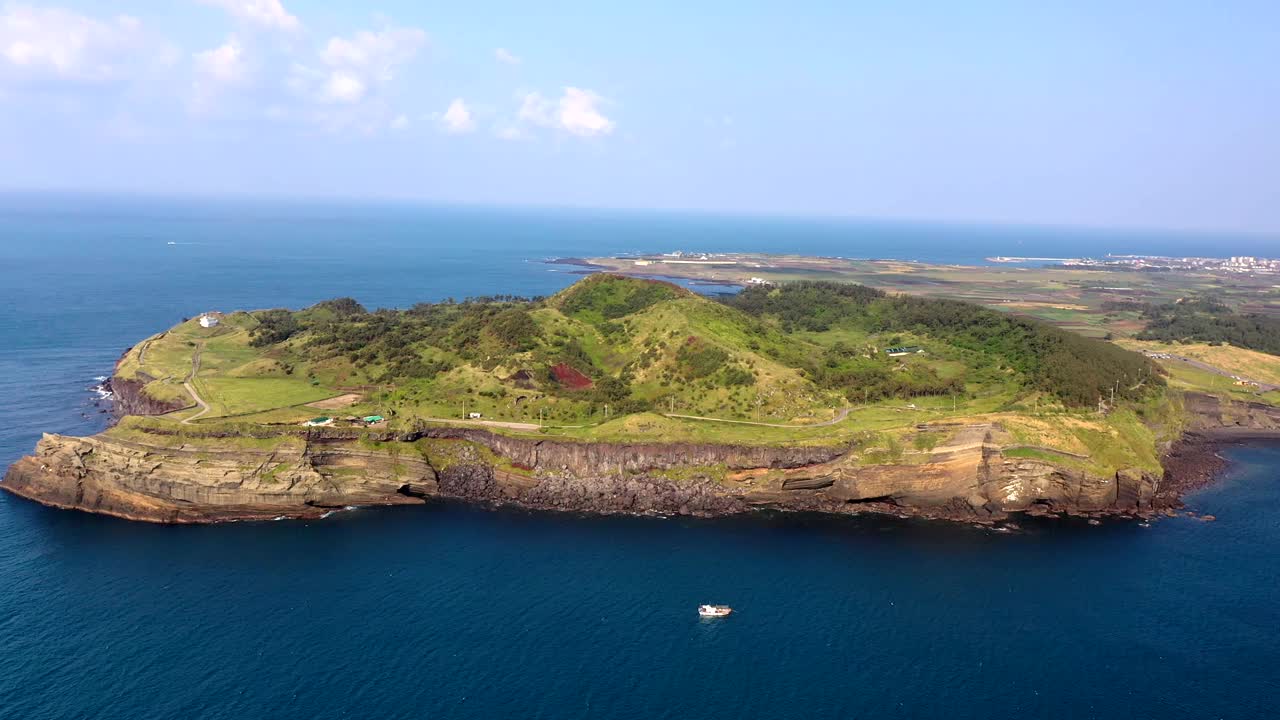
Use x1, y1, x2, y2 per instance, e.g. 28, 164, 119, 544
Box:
1, 0, 1277, 233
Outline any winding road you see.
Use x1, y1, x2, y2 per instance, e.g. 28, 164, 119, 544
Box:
181, 343, 211, 425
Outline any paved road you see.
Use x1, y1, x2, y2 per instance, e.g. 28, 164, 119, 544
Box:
1151, 353, 1280, 393
663, 407, 851, 428
181, 343, 211, 425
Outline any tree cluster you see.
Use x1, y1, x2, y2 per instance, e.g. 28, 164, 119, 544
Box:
1136, 299, 1280, 355
725, 281, 1161, 407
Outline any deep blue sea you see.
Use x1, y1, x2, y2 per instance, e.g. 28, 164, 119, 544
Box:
1, 194, 1277, 719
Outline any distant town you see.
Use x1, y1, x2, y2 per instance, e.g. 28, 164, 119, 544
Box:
623, 250, 1280, 277
988, 254, 1280, 275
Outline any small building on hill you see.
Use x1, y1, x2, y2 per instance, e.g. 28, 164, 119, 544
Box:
304, 416, 333, 427
886, 346, 924, 357
198, 312, 223, 328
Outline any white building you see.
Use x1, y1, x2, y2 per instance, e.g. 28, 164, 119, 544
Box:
199, 313, 221, 328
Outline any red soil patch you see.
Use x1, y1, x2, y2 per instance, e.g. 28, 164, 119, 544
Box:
551, 363, 594, 389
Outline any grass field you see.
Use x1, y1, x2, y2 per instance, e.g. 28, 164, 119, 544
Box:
119, 314, 349, 420
1117, 339, 1280, 386
1159, 363, 1275, 404
191, 376, 335, 418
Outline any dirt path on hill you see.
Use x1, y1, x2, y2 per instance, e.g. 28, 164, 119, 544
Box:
662, 407, 851, 428
181, 343, 211, 425
419, 417, 542, 431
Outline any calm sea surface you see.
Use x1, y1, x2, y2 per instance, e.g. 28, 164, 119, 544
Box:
0, 194, 1276, 719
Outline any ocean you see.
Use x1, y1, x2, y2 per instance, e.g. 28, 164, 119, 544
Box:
0, 193, 1276, 719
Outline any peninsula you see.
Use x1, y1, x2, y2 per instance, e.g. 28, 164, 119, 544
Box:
5, 271, 1279, 525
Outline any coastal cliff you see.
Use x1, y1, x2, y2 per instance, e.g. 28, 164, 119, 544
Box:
1, 422, 1166, 524
5, 393, 1276, 525
107, 374, 191, 417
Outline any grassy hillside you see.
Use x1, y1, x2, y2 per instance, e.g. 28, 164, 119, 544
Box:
111, 274, 1192, 475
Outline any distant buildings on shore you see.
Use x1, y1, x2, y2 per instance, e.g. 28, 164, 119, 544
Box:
1058, 255, 1280, 274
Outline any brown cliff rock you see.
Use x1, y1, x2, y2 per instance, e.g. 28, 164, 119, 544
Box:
4, 391, 1273, 525
107, 375, 191, 417
1, 423, 1161, 524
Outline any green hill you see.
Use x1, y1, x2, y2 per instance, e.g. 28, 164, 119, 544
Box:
117, 274, 1164, 428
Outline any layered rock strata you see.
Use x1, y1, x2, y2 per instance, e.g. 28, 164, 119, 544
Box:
5, 393, 1277, 525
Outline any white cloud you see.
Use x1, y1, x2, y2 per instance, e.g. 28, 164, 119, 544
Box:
390, 113, 408, 130
323, 70, 364, 103
558, 87, 613, 136
0, 5, 150, 81
194, 37, 246, 85
320, 27, 426, 75
494, 47, 520, 65
199, 0, 298, 32
294, 25, 426, 106
517, 87, 614, 137
517, 91, 553, 126
439, 98, 474, 133
276, 24, 427, 133
189, 36, 248, 113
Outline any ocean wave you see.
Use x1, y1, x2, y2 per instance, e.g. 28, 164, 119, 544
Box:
89, 383, 114, 401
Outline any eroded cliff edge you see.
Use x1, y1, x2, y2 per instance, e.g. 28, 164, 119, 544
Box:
4, 393, 1276, 525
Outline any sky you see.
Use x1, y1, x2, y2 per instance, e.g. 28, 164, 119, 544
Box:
1, 0, 1278, 234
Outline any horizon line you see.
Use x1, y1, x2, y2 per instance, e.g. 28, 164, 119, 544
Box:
1, 186, 1277, 241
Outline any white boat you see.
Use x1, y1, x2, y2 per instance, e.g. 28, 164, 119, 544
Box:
698, 604, 733, 618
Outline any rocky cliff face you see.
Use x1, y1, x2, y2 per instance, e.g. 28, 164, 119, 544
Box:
6, 391, 1274, 525
2, 422, 1165, 524
1181, 392, 1280, 438
411, 426, 845, 474
107, 375, 190, 417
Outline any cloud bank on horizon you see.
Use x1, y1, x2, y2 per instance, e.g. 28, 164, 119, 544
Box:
0, 0, 1277, 234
